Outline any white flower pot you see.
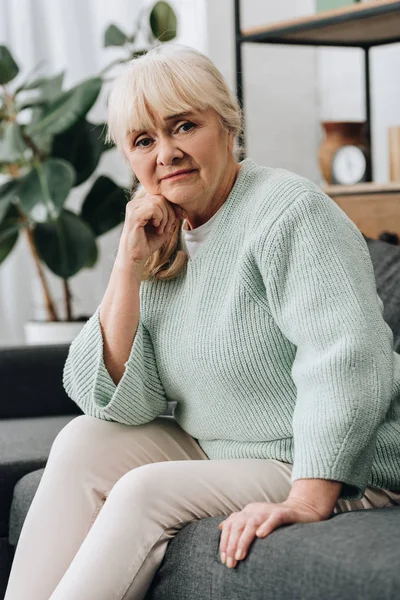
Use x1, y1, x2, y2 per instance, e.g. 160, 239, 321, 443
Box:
24, 320, 87, 345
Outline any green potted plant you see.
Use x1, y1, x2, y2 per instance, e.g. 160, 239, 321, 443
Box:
0, 1, 177, 345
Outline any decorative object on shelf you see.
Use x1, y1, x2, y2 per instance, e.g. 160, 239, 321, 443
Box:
0, 1, 177, 345
389, 126, 400, 182
331, 145, 368, 185
316, 0, 358, 12
318, 121, 369, 185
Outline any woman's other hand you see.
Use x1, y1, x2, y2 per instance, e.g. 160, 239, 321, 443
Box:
218, 498, 327, 569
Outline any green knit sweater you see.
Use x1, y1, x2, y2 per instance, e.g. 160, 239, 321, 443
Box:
63, 157, 400, 501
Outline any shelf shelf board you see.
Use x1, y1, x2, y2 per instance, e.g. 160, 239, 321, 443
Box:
241, 0, 400, 48
323, 181, 400, 196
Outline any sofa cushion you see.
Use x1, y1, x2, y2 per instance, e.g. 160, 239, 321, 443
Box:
364, 235, 400, 352
0, 537, 14, 600
0, 415, 77, 539
146, 507, 400, 600
9, 467, 400, 600
8, 469, 44, 547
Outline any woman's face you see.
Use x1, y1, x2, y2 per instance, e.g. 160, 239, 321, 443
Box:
122, 106, 235, 217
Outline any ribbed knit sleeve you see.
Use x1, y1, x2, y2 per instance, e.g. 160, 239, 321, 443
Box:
62, 305, 168, 425
262, 191, 394, 501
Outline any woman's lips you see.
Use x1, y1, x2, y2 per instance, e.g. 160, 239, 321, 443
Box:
164, 169, 197, 181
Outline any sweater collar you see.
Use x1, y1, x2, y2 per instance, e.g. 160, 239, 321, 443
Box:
179, 157, 259, 264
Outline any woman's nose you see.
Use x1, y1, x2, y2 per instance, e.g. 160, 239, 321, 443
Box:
156, 136, 184, 165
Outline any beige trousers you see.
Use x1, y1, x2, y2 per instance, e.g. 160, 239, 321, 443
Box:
4, 415, 400, 600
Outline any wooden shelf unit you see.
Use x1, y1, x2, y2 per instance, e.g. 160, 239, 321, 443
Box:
235, 0, 400, 182
324, 182, 400, 240
241, 0, 400, 47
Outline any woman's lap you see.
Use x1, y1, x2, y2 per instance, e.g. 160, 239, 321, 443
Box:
6, 413, 398, 600
93, 414, 399, 516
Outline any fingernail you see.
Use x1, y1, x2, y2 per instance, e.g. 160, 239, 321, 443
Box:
235, 549, 243, 561
227, 557, 234, 568
220, 552, 226, 564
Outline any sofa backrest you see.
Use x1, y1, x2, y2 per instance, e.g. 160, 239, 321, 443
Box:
0, 344, 83, 419
364, 235, 400, 353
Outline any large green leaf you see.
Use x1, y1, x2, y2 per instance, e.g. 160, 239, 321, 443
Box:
0, 203, 21, 264
104, 24, 129, 47
81, 176, 128, 237
52, 120, 111, 186
83, 237, 98, 268
20, 71, 64, 95
14, 60, 46, 93
150, 2, 177, 42
0, 122, 27, 163
26, 106, 54, 155
17, 159, 75, 221
0, 179, 20, 223
25, 77, 102, 137
16, 72, 65, 110
0, 46, 19, 85
34, 209, 98, 278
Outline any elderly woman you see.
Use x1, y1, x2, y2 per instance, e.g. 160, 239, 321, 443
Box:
5, 43, 400, 600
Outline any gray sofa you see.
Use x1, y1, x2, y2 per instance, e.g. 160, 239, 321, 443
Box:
1, 234, 400, 600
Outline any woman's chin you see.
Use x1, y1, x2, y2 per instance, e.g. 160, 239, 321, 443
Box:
165, 198, 186, 219
167, 194, 189, 208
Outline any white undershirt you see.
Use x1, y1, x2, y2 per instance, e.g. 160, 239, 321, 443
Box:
180, 202, 226, 260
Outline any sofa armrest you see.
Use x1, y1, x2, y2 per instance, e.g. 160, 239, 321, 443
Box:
0, 344, 83, 419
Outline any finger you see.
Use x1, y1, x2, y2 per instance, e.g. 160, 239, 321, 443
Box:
137, 202, 163, 232
234, 522, 258, 561
219, 521, 232, 564
165, 203, 178, 232
225, 521, 247, 568
154, 200, 169, 233
256, 510, 289, 538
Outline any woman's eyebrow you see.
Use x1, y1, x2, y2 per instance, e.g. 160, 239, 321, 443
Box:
128, 112, 196, 136
164, 111, 195, 121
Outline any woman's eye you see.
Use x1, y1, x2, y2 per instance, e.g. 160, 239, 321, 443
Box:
134, 122, 195, 148
178, 122, 196, 133
135, 138, 152, 148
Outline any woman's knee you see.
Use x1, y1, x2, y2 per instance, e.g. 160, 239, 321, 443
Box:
48, 415, 121, 467
107, 462, 170, 510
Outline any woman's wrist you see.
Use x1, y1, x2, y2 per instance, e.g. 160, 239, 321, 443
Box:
284, 478, 342, 519
114, 253, 145, 281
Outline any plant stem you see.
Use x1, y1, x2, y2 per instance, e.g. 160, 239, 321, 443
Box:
22, 132, 45, 162
62, 278, 73, 321
24, 220, 60, 322
13, 171, 59, 322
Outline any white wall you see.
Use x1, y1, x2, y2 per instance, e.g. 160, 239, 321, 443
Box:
206, 0, 320, 183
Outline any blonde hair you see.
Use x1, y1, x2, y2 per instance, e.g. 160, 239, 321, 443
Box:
106, 43, 244, 281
